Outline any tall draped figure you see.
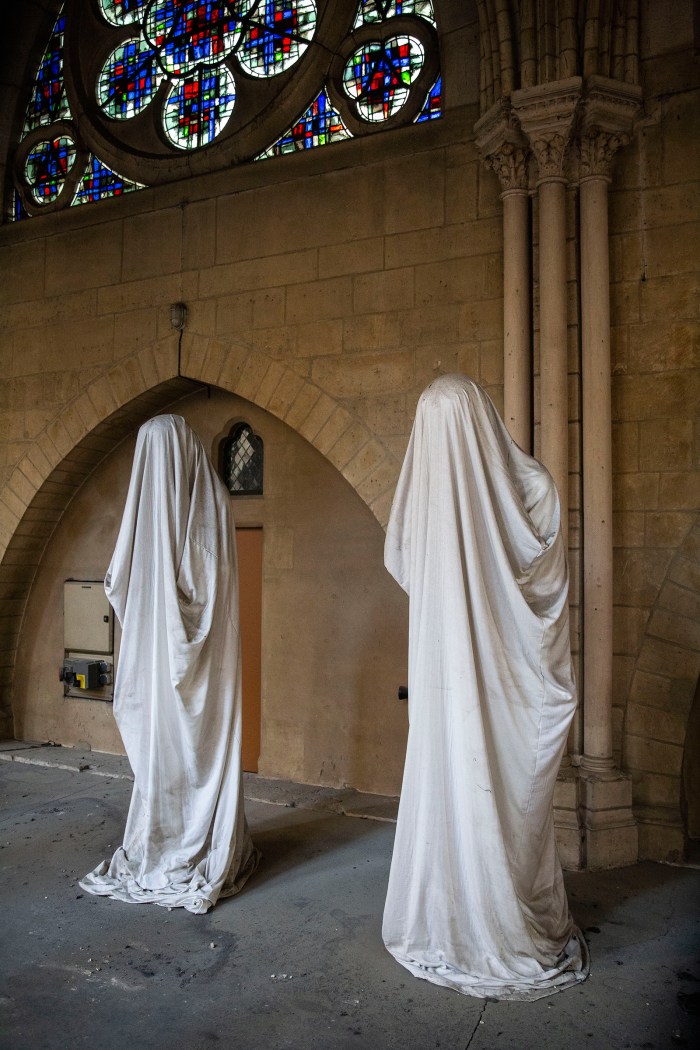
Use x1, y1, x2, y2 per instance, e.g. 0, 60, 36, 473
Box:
382, 375, 588, 1000
81, 415, 259, 914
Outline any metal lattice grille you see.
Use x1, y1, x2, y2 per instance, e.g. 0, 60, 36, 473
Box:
223, 424, 263, 495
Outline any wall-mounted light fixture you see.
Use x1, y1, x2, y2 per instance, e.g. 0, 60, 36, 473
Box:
170, 302, 187, 331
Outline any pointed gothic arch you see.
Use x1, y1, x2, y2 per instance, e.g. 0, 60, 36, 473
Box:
0, 334, 401, 736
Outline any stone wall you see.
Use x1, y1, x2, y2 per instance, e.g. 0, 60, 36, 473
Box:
610, 4, 700, 859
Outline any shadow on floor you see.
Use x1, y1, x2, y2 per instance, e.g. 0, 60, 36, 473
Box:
1, 759, 699, 1050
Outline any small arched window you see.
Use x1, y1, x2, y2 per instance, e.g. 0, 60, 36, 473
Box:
221, 423, 264, 497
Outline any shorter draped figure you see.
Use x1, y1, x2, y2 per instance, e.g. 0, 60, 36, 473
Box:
81, 415, 259, 914
383, 375, 588, 1000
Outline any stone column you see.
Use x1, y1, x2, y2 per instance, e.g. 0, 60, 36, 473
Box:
579, 136, 619, 775
509, 82, 582, 863
475, 103, 532, 451
512, 79, 582, 532
576, 77, 642, 868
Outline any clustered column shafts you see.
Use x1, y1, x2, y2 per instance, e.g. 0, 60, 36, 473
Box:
472, 0, 645, 870
476, 69, 641, 817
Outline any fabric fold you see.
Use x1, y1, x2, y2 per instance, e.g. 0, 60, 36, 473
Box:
382, 375, 588, 1000
81, 414, 259, 914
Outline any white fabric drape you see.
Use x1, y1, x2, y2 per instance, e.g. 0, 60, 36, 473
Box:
383, 375, 588, 1000
81, 415, 259, 914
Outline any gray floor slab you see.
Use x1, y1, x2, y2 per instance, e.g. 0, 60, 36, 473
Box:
1, 761, 699, 1050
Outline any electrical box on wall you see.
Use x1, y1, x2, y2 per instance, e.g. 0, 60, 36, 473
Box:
61, 580, 114, 702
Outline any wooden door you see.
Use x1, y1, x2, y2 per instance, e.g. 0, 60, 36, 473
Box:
236, 527, 262, 773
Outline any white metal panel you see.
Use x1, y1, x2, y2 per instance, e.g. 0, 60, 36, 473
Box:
64, 581, 113, 653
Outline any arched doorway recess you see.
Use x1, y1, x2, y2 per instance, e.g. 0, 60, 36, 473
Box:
0, 338, 404, 767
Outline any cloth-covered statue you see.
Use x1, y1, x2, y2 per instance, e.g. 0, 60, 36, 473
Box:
382, 375, 588, 1000
81, 415, 259, 914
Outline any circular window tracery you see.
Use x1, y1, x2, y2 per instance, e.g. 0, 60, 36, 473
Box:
11, 0, 442, 218
343, 34, 425, 122
25, 135, 78, 203
97, 37, 164, 118
91, 0, 319, 150
163, 64, 237, 148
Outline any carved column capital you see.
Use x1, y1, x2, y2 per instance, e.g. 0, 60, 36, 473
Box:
578, 75, 643, 182
474, 98, 530, 193
487, 143, 529, 192
528, 131, 570, 181
578, 126, 629, 180
511, 77, 583, 185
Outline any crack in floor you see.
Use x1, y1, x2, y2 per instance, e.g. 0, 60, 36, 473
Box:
464, 1000, 488, 1049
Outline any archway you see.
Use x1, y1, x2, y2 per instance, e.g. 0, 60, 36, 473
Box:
0, 336, 402, 739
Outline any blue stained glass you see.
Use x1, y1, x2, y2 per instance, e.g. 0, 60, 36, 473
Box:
24, 13, 70, 133
145, 1, 249, 75
260, 89, 350, 156
343, 35, 424, 122
354, 0, 435, 27
12, 191, 30, 222
73, 155, 143, 204
25, 135, 77, 204
97, 37, 163, 118
238, 0, 316, 78
163, 66, 237, 148
415, 73, 441, 122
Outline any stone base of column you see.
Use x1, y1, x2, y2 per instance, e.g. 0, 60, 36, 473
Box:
554, 767, 585, 870
579, 769, 639, 870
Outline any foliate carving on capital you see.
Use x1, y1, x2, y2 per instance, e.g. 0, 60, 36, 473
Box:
578, 126, 630, 180
474, 99, 530, 192
511, 78, 583, 184
529, 131, 569, 181
485, 142, 529, 192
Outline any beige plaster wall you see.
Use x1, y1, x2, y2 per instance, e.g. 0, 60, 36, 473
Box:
14, 388, 410, 797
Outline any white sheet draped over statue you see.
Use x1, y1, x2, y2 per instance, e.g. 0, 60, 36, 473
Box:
81, 414, 259, 914
382, 375, 588, 1000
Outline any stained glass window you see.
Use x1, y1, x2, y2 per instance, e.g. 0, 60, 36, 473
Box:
343, 36, 425, 122
73, 156, 143, 205
354, 0, 436, 27
163, 66, 237, 149
23, 14, 70, 133
260, 90, 350, 157
97, 38, 163, 119
143, 1, 245, 74
222, 424, 264, 496
237, 0, 317, 78
25, 135, 78, 204
10, 0, 442, 219
416, 73, 441, 122
99, 0, 150, 27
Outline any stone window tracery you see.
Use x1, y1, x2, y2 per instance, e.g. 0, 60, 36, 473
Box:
10, 0, 441, 219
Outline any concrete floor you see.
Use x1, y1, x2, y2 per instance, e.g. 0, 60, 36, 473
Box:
1, 750, 699, 1050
